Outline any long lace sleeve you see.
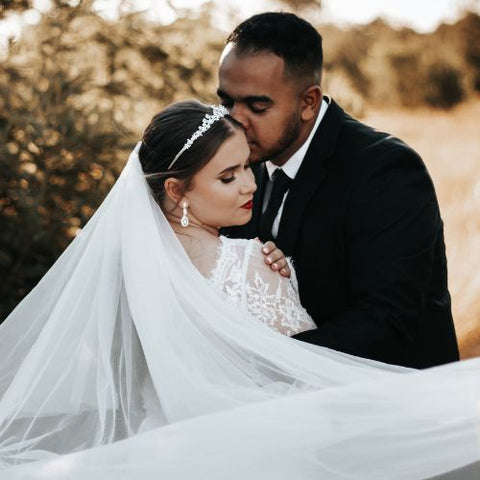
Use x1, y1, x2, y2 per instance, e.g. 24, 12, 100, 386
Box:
208, 237, 316, 337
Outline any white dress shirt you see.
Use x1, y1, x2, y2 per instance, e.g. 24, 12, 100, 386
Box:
262, 98, 329, 238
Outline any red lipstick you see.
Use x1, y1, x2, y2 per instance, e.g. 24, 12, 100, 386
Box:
241, 200, 253, 210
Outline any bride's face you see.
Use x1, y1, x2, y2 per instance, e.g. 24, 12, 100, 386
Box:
185, 129, 257, 228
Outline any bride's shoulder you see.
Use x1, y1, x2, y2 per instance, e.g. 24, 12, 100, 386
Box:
217, 236, 284, 278
218, 235, 264, 257
218, 235, 260, 246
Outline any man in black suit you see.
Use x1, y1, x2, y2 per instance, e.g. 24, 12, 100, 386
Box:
218, 12, 459, 368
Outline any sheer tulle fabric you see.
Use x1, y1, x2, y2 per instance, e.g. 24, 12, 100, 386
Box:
0, 144, 479, 479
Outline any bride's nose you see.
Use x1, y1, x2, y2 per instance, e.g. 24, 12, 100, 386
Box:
241, 172, 257, 195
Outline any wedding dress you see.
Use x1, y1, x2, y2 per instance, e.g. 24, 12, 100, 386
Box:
208, 235, 316, 336
1, 144, 479, 479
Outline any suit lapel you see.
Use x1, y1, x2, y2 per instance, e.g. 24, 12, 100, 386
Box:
276, 100, 345, 254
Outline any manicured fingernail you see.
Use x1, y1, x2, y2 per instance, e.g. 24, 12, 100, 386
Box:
266, 257, 272, 263
262, 247, 269, 253
272, 263, 278, 269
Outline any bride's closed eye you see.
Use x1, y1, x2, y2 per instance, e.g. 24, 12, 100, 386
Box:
219, 163, 251, 184
220, 176, 235, 184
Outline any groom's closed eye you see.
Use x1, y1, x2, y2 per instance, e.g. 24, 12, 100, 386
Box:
242, 96, 273, 114
217, 89, 273, 114
247, 101, 271, 114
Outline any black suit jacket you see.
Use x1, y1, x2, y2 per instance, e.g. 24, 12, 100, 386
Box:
224, 99, 459, 369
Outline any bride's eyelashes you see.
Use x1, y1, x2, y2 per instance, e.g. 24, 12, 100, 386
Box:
220, 176, 235, 184
219, 163, 251, 184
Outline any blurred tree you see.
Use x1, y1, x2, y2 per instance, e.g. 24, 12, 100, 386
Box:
0, 2, 129, 319
1, 0, 479, 320
459, 12, 480, 91
424, 62, 465, 108
276, 0, 321, 10
0, 0, 223, 321
0, 0, 33, 18
321, 12, 478, 110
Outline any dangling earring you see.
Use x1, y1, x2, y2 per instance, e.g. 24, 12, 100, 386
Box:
181, 201, 189, 227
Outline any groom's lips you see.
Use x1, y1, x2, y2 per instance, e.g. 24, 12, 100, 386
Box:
240, 199, 253, 210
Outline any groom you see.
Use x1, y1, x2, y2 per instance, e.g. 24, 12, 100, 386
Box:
218, 12, 459, 368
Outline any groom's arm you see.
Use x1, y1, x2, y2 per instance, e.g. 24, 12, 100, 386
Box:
294, 144, 454, 366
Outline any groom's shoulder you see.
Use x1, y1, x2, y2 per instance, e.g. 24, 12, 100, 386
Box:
336, 108, 407, 153
329, 102, 422, 169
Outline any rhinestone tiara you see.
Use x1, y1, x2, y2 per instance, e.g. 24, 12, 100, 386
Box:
167, 104, 229, 170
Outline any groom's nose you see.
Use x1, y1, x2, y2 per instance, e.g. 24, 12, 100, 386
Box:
230, 103, 249, 131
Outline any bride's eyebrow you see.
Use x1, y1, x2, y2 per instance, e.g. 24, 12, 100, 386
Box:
218, 165, 240, 175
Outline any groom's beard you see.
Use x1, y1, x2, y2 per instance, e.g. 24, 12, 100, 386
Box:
257, 112, 301, 166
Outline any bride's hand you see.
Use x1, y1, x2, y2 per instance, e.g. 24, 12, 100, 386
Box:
259, 240, 291, 278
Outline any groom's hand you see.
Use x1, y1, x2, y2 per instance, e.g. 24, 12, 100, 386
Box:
259, 240, 291, 278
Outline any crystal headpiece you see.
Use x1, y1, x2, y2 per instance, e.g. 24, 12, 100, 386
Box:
167, 105, 229, 170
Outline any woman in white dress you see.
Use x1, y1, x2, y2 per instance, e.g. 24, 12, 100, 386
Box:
0, 101, 479, 479
140, 100, 314, 337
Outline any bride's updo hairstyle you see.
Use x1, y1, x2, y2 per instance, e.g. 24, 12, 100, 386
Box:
139, 100, 242, 206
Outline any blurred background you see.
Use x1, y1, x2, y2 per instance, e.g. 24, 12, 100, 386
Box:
1, 0, 479, 358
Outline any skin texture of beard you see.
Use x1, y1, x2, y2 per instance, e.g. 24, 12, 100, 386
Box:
257, 111, 302, 166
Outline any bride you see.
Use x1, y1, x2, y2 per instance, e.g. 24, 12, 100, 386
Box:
1, 101, 479, 479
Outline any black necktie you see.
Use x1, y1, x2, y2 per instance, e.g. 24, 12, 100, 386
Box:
259, 169, 292, 242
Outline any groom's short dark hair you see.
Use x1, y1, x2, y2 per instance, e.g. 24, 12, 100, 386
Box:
226, 12, 323, 83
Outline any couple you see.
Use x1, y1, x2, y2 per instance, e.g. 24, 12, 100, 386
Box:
0, 12, 477, 480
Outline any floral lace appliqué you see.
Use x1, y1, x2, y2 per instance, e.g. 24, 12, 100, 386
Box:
208, 237, 316, 337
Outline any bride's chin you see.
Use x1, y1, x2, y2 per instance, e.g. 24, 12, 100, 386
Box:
224, 213, 253, 228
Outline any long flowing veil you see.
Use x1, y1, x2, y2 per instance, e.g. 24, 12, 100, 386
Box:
1, 144, 479, 479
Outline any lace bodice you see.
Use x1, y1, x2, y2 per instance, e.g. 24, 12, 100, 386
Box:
207, 236, 316, 337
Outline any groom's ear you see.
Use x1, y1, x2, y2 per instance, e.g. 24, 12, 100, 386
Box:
300, 85, 322, 122
164, 177, 185, 204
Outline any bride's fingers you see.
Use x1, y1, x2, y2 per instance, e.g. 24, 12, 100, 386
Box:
262, 242, 284, 265
261, 240, 276, 257
270, 256, 291, 279
269, 255, 291, 278
279, 265, 291, 278
261, 242, 291, 277
271, 256, 288, 271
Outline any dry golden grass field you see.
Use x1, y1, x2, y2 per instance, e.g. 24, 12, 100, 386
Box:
363, 99, 480, 359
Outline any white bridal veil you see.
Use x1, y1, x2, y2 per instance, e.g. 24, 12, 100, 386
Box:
1, 144, 479, 479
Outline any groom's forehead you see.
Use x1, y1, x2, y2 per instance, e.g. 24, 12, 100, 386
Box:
219, 46, 286, 78
218, 52, 289, 97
